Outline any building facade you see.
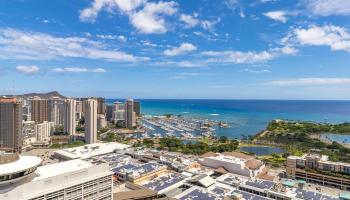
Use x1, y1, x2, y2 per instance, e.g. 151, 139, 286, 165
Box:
0, 98, 22, 153
48, 97, 64, 125
113, 101, 125, 123
0, 157, 113, 200
199, 152, 265, 178
97, 97, 106, 115
84, 99, 97, 144
125, 99, 136, 129
97, 114, 107, 130
34, 121, 54, 143
31, 97, 49, 123
286, 154, 350, 190
133, 101, 141, 117
64, 99, 76, 135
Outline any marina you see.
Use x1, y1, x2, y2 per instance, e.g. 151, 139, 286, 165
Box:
139, 116, 225, 139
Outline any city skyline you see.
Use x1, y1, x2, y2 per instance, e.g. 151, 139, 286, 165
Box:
0, 0, 350, 99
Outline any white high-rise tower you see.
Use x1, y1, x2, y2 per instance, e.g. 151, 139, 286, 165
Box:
64, 99, 76, 135
84, 99, 97, 144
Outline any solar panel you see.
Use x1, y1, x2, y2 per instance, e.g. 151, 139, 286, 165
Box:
245, 180, 274, 189
179, 189, 219, 200
142, 174, 186, 192
296, 189, 322, 200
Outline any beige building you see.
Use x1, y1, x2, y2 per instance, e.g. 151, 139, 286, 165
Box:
97, 114, 107, 130
64, 99, 76, 135
48, 97, 64, 125
0, 98, 22, 153
31, 97, 49, 123
84, 98, 97, 144
286, 154, 350, 190
34, 121, 54, 143
125, 99, 136, 128
199, 152, 265, 178
97, 97, 106, 115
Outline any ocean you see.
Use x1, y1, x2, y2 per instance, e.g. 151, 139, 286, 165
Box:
107, 99, 350, 139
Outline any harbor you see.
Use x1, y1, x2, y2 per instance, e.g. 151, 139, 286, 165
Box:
139, 115, 228, 140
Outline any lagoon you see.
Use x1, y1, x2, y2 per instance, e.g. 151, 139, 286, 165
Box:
239, 146, 286, 156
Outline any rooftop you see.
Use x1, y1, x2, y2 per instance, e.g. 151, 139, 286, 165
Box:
32, 159, 95, 180
0, 155, 42, 175
0, 97, 18, 103
177, 187, 218, 200
142, 173, 186, 192
244, 180, 275, 190
54, 142, 131, 159
112, 162, 166, 178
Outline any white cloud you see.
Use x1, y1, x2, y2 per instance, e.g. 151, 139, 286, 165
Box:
180, 14, 199, 28
164, 43, 197, 56
303, 0, 350, 16
260, 0, 278, 3
263, 10, 288, 23
241, 68, 271, 73
96, 34, 117, 39
202, 46, 296, 64
92, 68, 107, 72
130, 1, 177, 34
283, 25, 350, 52
200, 18, 220, 32
0, 28, 146, 62
80, 0, 177, 34
266, 78, 350, 86
271, 46, 299, 55
202, 50, 275, 64
170, 72, 213, 79
225, 0, 238, 10
117, 35, 127, 42
79, 0, 145, 22
141, 40, 157, 47
16, 65, 40, 75
53, 67, 106, 73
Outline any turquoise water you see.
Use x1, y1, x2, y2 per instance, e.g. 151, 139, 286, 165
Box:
107, 99, 350, 138
321, 134, 350, 145
239, 146, 286, 156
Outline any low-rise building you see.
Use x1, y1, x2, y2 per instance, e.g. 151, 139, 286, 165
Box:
141, 173, 188, 195
112, 162, 168, 184
0, 154, 113, 200
286, 154, 350, 190
198, 152, 265, 178
53, 142, 131, 160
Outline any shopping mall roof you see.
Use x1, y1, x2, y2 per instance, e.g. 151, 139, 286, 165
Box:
0, 155, 42, 176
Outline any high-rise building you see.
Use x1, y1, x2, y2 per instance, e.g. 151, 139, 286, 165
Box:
48, 97, 64, 125
22, 99, 31, 121
125, 99, 136, 128
31, 97, 49, 123
97, 114, 107, 130
76, 100, 83, 113
35, 121, 54, 142
64, 99, 76, 135
84, 99, 97, 144
113, 101, 125, 123
0, 98, 22, 153
106, 104, 114, 121
97, 97, 106, 115
133, 101, 141, 117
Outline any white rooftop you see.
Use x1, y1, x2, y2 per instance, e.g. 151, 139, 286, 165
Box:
54, 142, 131, 159
33, 159, 94, 180
0, 156, 42, 175
207, 154, 246, 164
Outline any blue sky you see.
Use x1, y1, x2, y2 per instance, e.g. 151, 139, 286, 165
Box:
0, 0, 350, 99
